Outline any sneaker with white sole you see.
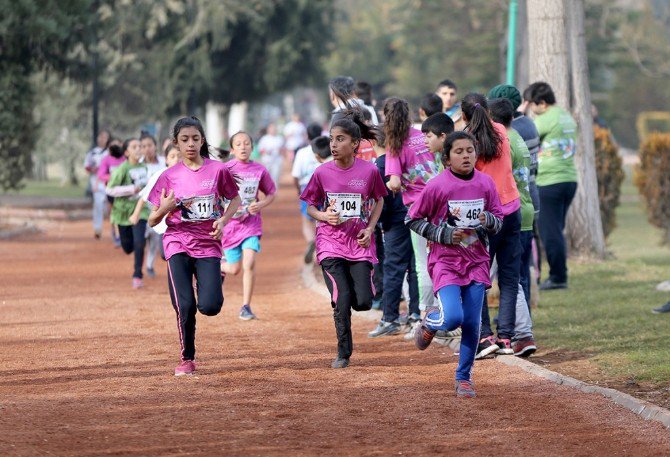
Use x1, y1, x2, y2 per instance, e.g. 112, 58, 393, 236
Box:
495, 338, 514, 355
655, 280, 670, 292
132, 277, 143, 289
239, 305, 256, 320
368, 321, 401, 338
512, 337, 537, 357
174, 360, 196, 376
475, 336, 499, 359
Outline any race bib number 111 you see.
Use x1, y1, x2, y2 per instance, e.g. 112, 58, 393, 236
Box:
180, 194, 217, 222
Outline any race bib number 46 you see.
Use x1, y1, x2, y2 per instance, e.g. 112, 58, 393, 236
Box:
180, 194, 217, 222
327, 192, 362, 220
447, 198, 484, 228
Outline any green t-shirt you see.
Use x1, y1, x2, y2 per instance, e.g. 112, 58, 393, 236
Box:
534, 105, 578, 186
108, 161, 150, 226
509, 128, 534, 232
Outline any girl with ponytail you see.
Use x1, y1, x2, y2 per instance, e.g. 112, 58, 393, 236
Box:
147, 116, 242, 376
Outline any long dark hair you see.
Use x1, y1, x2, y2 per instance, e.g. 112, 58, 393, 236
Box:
172, 116, 209, 159
382, 97, 411, 157
331, 107, 380, 152
461, 93, 503, 163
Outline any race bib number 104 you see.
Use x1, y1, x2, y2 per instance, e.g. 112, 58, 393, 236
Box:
327, 192, 362, 221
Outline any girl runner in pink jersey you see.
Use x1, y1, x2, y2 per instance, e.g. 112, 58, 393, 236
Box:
407, 131, 503, 398
383, 97, 440, 318
147, 117, 241, 376
220, 131, 277, 321
460, 93, 522, 359
301, 109, 387, 369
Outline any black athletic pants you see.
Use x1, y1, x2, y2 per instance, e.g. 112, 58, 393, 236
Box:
118, 220, 147, 279
321, 257, 374, 359
167, 254, 223, 361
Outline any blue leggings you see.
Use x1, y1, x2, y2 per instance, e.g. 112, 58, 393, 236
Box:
425, 282, 485, 381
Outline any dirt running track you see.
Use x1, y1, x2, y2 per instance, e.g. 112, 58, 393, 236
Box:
1, 177, 669, 456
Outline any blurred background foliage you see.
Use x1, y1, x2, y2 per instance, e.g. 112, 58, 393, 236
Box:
1, 0, 669, 190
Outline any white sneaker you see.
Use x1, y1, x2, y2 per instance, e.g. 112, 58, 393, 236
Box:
404, 320, 420, 340
656, 280, 670, 292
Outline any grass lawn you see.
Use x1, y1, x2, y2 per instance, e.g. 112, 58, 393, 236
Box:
2, 179, 87, 199
533, 173, 670, 384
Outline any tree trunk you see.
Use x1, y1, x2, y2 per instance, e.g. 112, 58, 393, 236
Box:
565, 0, 606, 258
516, 0, 530, 90
526, 0, 570, 107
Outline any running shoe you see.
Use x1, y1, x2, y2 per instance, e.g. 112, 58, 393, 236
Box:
304, 241, 316, 264
435, 328, 462, 340
455, 380, 476, 398
132, 277, 143, 289
652, 301, 670, 314
174, 360, 196, 376
475, 336, 499, 359
404, 320, 421, 340
331, 356, 349, 369
655, 280, 670, 292
368, 321, 401, 338
512, 337, 537, 357
539, 279, 567, 290
415, 319, 436, 351
239, 305, 257, 320
94, 231, 101, 240
147, 268, 156, 278
495, 338, 514, 355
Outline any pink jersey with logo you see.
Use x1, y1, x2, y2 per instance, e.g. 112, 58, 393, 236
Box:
97, 155, 126, 184
221, 159, 276, 250
408, 169, 503, 292
147, 158, 239, 260
385, 127, 439, 206
301, 158, 387, 264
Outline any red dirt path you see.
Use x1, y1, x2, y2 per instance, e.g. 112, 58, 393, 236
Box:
1, 180, 669, 456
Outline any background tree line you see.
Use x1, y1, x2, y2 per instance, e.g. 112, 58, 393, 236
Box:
1, 0, 669, 192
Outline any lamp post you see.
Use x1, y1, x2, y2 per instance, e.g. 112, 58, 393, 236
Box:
506, 0, 518, 85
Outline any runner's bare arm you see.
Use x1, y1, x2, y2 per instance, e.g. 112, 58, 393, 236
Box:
148, 188, 176, 227
248, 193, 276, 215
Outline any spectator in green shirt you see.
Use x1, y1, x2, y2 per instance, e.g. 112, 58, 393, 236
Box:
524, 82, 577, 291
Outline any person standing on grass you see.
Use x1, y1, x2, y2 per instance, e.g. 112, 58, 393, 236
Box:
147, 116, 240, 376
408, 131, 503, 398
301, 108, 387, 369
220, 131, 277, 321
524, 82, 578, 291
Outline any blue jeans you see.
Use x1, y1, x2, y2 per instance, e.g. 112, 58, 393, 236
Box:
425, 283, 485, 381
519, 230, 534, 310
382, 223, 419, 322
481, 209, 521, 340
538, 181, 577, 283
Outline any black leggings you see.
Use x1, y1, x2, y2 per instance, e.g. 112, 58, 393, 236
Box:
167, 254, 224, 361
118, 220, 147, 279
321, 257, 374, 359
